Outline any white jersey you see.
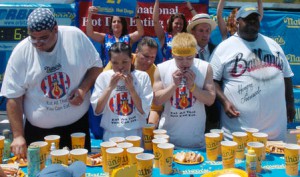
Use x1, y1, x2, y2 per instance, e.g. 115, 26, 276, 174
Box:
210, 33, 293, 141
158, 59, 209, 149
90, 70, 153, 141
1, 26, 103, 128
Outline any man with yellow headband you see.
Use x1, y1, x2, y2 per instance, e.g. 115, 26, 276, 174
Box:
153, 33, 215, 149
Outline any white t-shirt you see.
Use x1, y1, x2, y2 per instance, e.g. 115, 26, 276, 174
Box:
158, 59, 209, 149
210, 33, 294, 141
1, 26, 103, 128
90, 70, 153, 140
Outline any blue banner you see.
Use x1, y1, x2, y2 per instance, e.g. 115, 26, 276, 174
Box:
92, 0, 137, 18
137, 0, 207, 3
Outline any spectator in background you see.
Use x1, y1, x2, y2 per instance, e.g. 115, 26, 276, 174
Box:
217, 0, 263, 40
1, 8, 103, 156
210, 5, 295, 141
87, 6, 144, 66
153, 0, 188, 61
153, 33, 215, 149
90, 42, 153, 141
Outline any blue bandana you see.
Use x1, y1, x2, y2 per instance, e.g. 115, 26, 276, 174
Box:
27, 8, 57, 32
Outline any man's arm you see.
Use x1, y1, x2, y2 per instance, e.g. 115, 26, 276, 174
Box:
6, 97, 27, 158
284, 77, 295, 123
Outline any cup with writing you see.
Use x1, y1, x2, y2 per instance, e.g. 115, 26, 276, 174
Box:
106, 147, 124, 175
136, 153, 155, 177
247, 142, 264, 173
71, 132, 86, 149
284, 143, 300, 176
152, 138, 168, 168
70, 148, 88, 164
117, 142, 133, 166
243, 128, 259, 143
221, 141, 237, 169
125, 136, 141, 147
232, 132, 247, 160
100, 141, 117, 173
44, 135, 60, 151
210, 129, 224, 156
157, 143, 174, 175
0, 136, 5, 163
205, 133, 220, 161
142, 124, 155, 151
51, 149, 69, 166
252, 132, 268, 160
30, 141, 48, 170
127, 147, 144, 165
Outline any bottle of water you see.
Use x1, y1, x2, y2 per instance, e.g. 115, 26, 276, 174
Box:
3, 129, 11, 160
46, 142, 56, 166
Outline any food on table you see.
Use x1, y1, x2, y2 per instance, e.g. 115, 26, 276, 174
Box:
7, 157, 27, 166
174, 151, 202, 163
87, 153, 102, 166
266, 141, 285, 154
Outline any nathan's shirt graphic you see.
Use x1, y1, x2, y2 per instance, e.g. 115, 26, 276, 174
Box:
41, 72, 70, 99
170, 78, 195, 110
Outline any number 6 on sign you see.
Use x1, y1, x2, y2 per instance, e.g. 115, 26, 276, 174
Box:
107, 0, 121, 4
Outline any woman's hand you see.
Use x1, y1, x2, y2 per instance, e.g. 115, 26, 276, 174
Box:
108, 72, 123, 90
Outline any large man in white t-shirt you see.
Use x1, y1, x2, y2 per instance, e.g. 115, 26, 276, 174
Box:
210, 5, 295, 141
0, 8, 103, 157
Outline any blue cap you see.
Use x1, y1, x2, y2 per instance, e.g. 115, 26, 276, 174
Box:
236, 5, 261, 19
36, 161, 86, 177
27, 8, 57, 32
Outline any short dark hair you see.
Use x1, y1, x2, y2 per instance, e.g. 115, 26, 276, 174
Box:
166, 13, 187, 33
108, 42, 134, 71
137, 37, 158, 52
109, 16, 128, 36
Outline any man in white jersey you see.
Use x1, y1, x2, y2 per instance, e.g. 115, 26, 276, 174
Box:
153, 33, 216, 149
0, 8, 103, 157
210, 5, 295, 141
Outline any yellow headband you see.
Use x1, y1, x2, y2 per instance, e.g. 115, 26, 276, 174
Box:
172, 47, 197, 57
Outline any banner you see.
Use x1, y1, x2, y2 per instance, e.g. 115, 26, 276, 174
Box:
137, 0, 207, 3
92, 0, 137, 18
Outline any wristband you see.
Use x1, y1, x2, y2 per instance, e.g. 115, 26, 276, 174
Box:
190, 83, 196, 92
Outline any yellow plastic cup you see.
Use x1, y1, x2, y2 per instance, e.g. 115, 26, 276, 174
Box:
126, 147, 144, 165
71, 132, 86, 149
70, 148, 88, 164
221, 141, 237, 169
210, 129, 224, 156
252, 132, 268, 160
153, 129, 167, 136
247, 142, 264, 173
100, 141, 117, 173
0, 136, 5, 163
232, 132, 247, 160
51, 149, 69, 165
152, 138, 168, 168
106, 147, 124, 175
244, 128, 259, 143
295, 126, 300, 145
153, 134, 170, 142
157, 143, 174, 175
30, 141, 48, 170
44, 135, 60, 150
117, 142, 133, 166
142, 124, 155, 151
125, 136, 141, 147
205, 133, 220, 161
109, 137, 125, 144
136, 153, 155, 177
284, 144, 300, 176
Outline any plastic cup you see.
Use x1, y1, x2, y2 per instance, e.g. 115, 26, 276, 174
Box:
70, 148, 88, 164
106, 147, 124, 175
210, 129, 224, 156
125, 136, 141, 147
232, 132, 247, 160
0, 136, 5, 163
157, 143, 174, 175
109, 137, 125, 144
153, 129, 167, 136
205, 133, 220, 161
244, 128, 259, 143
50, 149, 69, 165
153, 134, 169, 142
101, 141, 117, 172
71, 132, 86, 149
127, 147, 144, 165
284, 144, 300, 176
44, 135, 60, 150
152, 138, 168, 168
252, 132, 268, 160
136, 153, 155, 177
221, 141, 237, 169
142, 124, 155, 151
30, 141, 48, 170
117, 142, 133, 166
295, 126, 300, 145
247, 142, 264, 172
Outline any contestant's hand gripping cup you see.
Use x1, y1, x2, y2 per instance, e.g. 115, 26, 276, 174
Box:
221, 141, 237, 169
252, 132, 268, 160
106, 147, 124, 175
157, 143, 174, 175
284, 144, 300, 176
44, 135, 60, 150
232, 132, 247, 159
117, 142, 133, 166
0, 136, 5, 163
50, 149, 69, 165
71, 132, 86, 149
100, 141, 117, 173
136, 153, 155, 177
70, 148, 88, 164
127, 147, 144, 165
142, 124, 155, 150
30, 141, 48, 170
152, 138, 168, 168
125, 136, 141, 147
247, 141, 264, 173
205, 133, 220, 161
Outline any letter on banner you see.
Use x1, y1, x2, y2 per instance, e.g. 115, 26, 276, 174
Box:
92, 0, 137, 18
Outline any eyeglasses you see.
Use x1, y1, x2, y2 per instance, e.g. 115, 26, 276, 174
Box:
28, 33, 53, 44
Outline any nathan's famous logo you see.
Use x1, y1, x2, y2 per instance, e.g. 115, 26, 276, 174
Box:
284, 17, 300, 28
109, 92, 133, 116
286, 54, 300, 65
271, 35, 285, 45
41, 72, 70, 99
171, 85, 194, 110
138, 166, 153, 176
107, 156, 121, 169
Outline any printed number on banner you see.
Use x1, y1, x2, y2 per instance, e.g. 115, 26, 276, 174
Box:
107, 0, 121, 4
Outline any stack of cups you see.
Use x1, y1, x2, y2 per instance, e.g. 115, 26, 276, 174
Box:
157, 143, 174, 175
296, 126, 300, 145
71, 132, 86, 149
106, 147, 124, 175
252, 132, 268, 160
153, 129, 167, 136
136, 153, 155, 177
127, 147, 144, 165
44, 135, 60, 151
247, 142, 264, 173
50, 149, 69, 165
152, 138, 168, 168
221, 141, 237, 169
232, 132, 247, 159
69, 148, 88, 164
142, 124, 155, 151
0, 136, 5, 163
244, 128, 259, 143
284, 144, 300, 176
100, 141, 117, 173
205, 133, 220, 161
117, 142, 134, 166
125, 136, 141, 147
210, 129, 224, 156
153, 134, 169, 142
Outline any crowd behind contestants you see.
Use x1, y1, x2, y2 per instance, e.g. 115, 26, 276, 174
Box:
0, 0, 298, 163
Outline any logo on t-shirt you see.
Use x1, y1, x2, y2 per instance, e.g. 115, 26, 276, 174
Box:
109, 92, 134, 116
41, 72, 70, 99
170, 85, 194, 110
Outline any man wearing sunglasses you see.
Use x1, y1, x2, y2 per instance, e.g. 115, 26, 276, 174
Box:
1, 8, 103, 158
